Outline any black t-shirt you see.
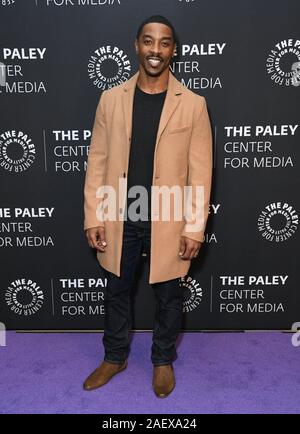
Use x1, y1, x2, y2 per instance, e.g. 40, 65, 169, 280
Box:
125, 84, 167, 228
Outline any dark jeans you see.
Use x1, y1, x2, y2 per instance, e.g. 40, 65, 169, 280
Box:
102, 221, 183, 366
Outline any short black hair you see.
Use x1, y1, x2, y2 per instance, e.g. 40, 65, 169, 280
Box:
136, 15, 178, 46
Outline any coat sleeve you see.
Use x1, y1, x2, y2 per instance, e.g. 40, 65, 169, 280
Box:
181, 95, 213, 242
83, 91, 108, 231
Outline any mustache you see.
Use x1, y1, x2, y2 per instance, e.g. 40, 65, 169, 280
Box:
146, 56, 163, 62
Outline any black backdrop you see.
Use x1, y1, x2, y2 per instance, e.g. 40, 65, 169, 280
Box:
0, 0, 299, 331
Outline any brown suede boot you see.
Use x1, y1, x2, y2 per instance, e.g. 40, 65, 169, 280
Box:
153, 364, 175, 398
83, 360, 127, 391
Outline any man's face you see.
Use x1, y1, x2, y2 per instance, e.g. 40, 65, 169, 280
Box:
135, 22, 176, 77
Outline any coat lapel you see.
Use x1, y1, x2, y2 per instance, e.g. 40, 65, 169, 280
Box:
156, 74, 182, 146
121, 72, 138, 146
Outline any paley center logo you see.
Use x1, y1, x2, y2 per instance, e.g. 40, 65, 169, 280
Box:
88, 45, 131, 90
0, 130, 36, 172
179, 275, 203, 313
45, 0, 121, 6
0, 0, 16, 5
266, 39, 300, 87
5, 278, 44, 316
0, 47, 47, 94
258, 202, 298, 242
171, 41, 226, 90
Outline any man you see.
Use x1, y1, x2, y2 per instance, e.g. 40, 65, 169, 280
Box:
83, 15, 212, 397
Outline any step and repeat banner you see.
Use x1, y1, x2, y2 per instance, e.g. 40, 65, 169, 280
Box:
0, 0, 299, 331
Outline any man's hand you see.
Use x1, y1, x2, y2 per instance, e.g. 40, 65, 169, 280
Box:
179, 236, 201, 260
85, 226, 107, 252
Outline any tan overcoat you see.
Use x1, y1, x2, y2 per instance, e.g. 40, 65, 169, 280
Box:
84, 71, 212, 283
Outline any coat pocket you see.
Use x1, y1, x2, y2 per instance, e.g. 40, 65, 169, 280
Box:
168, 125, 190, 134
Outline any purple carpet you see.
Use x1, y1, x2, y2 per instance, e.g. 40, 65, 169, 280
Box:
0, 331, 299, 414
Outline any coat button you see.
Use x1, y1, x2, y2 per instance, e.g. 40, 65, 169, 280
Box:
119, 208, 123, 213
123, 172, 126, 177
155, 175, 160, 179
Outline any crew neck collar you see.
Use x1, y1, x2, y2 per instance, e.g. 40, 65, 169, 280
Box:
136, 84, 167, 96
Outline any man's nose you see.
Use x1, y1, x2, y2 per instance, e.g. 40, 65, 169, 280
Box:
150, 42, 161, 55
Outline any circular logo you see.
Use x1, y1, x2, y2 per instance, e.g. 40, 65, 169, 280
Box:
1, 0, 16, 6
179, 275, 203, 313
266, 39, 300, 86
0, 130, 36, 172
258, 202, 298, 242
5, 279, 44, 316
88, 45, 131, 90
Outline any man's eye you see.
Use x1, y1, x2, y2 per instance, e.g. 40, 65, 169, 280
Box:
162, 43, 170, 47
144, 40, 151, 45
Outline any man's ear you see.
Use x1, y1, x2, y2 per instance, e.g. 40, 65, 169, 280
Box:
135, 39, 139, 54
173, 44, 177, 57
